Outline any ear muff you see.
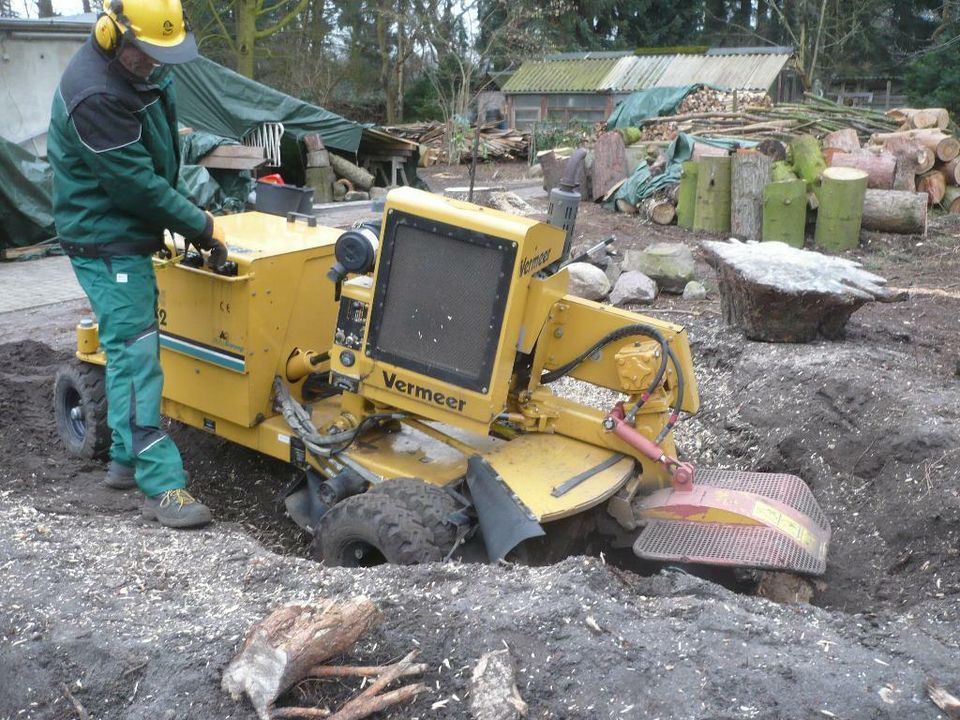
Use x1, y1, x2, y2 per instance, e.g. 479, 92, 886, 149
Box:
94, 0, 134, 52
93, 13, 120, 51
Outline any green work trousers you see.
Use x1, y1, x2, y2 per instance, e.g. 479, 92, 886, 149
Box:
70, 255, 186, 497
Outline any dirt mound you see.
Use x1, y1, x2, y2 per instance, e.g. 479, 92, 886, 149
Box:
2, 498, 959, 720
679, 316, 960, 611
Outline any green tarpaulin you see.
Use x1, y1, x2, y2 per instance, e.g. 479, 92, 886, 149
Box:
174, 58, 365, 153
609, 133, 757, 208
606, 85, 702, 130
0, 136, 55, 249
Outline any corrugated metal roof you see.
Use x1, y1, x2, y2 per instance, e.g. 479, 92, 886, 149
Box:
502, 57, 625, 93
503, 48, 794, 95
706, 46, 793, 56
655, 52, 791, 90
601, 54, 676, 92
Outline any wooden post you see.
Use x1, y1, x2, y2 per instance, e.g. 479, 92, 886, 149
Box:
693, 156, 731, 233
731, 151, 772, 241
762, 180, 807, 248
677, 161, 699, 229
814, 167, 869, 252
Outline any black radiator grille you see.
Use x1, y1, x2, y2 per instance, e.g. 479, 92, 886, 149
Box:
367, 212, 516, 392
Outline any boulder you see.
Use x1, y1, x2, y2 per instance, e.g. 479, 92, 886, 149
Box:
565, 262, 611, 300
682, 280, 707, 301
609, 271, 657, 306
622, 243, 695, 293
701, 239, 906, 342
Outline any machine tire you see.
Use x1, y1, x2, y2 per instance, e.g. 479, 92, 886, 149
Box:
368, 477, 459, 551
54, 360, 110, 460
315, 492, 443, 566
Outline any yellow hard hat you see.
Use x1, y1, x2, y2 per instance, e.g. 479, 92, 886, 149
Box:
97, 0, 197, 64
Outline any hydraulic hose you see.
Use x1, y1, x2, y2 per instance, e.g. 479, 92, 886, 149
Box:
272, 376, 403, 457
538, 324, 686, 435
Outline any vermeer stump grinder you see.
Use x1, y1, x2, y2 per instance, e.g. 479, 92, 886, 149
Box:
55, 153, 830, 574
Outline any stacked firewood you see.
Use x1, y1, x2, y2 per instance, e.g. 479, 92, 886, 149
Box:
676, 87, 772, 114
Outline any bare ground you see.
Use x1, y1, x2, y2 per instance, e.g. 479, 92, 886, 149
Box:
1, 161, 960, 718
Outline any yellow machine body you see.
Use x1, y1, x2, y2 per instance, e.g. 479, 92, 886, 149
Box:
74, 188, 830, 573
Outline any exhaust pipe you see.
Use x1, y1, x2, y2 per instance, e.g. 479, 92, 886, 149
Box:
547, 147, 586, 272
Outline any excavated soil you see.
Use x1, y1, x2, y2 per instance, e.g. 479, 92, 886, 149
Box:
2, 165, 960, 717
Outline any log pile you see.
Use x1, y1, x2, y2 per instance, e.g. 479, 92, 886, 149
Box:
382, 121, 528, 164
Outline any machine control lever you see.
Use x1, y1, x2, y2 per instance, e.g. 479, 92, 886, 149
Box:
605, 403, 694, 492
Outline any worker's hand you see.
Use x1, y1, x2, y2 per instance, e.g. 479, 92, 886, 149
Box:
193, 211, 228, 271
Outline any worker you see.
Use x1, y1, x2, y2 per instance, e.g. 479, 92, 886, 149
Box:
47, 0, 224, 528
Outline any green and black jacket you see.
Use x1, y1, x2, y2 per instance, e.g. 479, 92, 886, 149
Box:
48, 39, 209, 257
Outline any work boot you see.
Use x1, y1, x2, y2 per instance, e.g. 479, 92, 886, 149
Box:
142, 488, 212, 529
104, 460, 137, 490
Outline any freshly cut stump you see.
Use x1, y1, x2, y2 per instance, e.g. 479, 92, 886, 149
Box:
731, 151, 772, 241
761, 180, 806, 248
701, 239, 905, 342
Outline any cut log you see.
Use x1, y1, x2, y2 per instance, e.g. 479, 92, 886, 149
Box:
693, 156, 731, 233
592, 131, 629, 201
762, 180, 807, 248
329, 154, 375, 190
222, 600, 383, 720
822, 128, 860, 153
828, 151, 896, 189
814, 167, 868, 252
771, 161, 798, 182
641, 198, 677, 225
941, 158, 960, 185
943, 187, 960, 213
691, 142, 728, 161
468, 650, 528, 720
872, 129, 960, 162
887, 107, 949, 130
701, 239, 904, 343
676, 161, 699, 229
756, 138, 787, 162
862, 189, 927, 234
731, 151, 772, 241
789, 134, 826, 188
873, 135, 936, 176
917, 170, 947, 205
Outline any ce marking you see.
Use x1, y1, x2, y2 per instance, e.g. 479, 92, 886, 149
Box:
219, 301, 231, 313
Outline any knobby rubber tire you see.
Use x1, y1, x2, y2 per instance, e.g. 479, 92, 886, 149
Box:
53, 360, 110, 460
315, 492, 443, 566
368, 477, 459, 551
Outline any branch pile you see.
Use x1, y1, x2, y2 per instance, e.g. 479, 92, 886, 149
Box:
635, 93, 901, 143
383, 121, 528, 164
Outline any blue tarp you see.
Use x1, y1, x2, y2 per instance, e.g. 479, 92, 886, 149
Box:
609, 133, 758, 208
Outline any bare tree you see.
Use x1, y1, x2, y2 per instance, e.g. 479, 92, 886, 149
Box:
196, 0, 310, 78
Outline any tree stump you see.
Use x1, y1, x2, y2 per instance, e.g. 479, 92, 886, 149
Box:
762, 180, 806, 248
592, 132, 629, 201
693, 156, 731, 233
731, 151, 772, 241
676, 161, 699, 229
814, 167, 868, 252
701, 239, 905, 342
862, 189, 927, 234
222, 600, 383, 720
641, 198, 676, 225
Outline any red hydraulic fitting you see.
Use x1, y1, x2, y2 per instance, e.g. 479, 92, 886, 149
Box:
605, 402, 695, 492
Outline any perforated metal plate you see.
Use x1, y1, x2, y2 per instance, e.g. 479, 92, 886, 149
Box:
634, 520, 827, 575
694, 468, 829, 533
